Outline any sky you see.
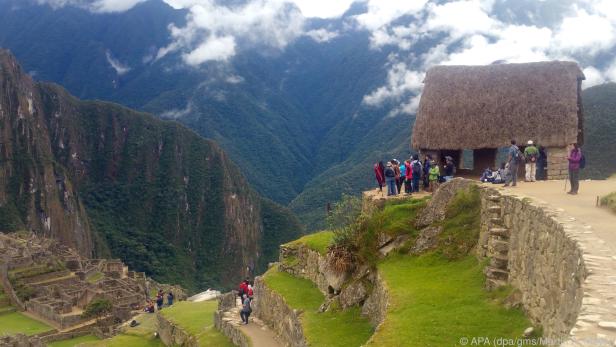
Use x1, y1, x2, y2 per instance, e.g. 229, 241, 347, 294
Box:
36, 0, 616, 115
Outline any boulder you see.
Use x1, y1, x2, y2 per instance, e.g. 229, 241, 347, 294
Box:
415, 178, 475, 228
410, 226, 443, 254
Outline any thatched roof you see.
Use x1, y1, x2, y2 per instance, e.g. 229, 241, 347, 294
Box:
412, 61, 585, 150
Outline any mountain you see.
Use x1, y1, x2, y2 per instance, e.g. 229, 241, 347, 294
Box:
582, 83, 616, 180
0, 49, 302, 291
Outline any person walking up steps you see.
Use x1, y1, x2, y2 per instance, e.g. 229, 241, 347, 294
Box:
384, 162, 397, 196
374, 161, 385, 192
238, 278, 249, 306
240, 294, 252, 325
567, 143, 583, 195
524, 140, 538, 182
504, 140, 522, 187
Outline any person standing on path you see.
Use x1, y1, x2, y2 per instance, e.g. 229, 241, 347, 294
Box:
167, 292, 174, 306
384, 162, 397, 196
443, 156, 456, 182
504, 140, 522, 187
411, 155, 422, 193
524, 140, 539, 182
156, 290, 164, 310
238, 279, 249, 306
537, 146, 547, 180
240, 294, 252, 325
567, 143, 583, 195
404, 159, 413, 194
374, 161, 385, 192
428, 160, 440, 193
393, 160, 402, 194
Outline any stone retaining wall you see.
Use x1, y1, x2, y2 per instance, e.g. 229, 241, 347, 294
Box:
478, 187, 586, 341
157, 313, 199, 347
253, 276, 308, 347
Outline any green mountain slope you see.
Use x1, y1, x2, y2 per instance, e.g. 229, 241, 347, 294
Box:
0, 49, 302, 291
581, 83, 616, 179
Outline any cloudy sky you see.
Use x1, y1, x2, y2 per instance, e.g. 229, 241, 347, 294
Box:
37, 0, 616, 114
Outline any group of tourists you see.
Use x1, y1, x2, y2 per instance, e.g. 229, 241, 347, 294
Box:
144, 289, 174, 313
375, 139, 585, 195
373, 155, 457, 196
237, 278, 254, 325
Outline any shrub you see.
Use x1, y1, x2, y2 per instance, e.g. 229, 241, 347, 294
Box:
82, 299, 112, 319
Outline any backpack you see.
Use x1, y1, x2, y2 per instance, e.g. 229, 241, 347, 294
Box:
412, 161, 421, 175
384, 167, 395, 178
579, 153, 586, 169
512, 146, 522, 163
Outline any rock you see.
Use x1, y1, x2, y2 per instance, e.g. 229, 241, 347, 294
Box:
377, 233, 394, 248
410, 226, 442, 254
598, 321, 616, 330
378, 234, 411, 257
339, 280, 368, 309
415, 178, 474, 228
523, 327, 534, 337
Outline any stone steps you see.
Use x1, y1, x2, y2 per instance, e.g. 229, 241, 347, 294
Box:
484, 193, 510, 291
487, 205, 502, 214
485, 267, 509, 281
489, 228, 509, 238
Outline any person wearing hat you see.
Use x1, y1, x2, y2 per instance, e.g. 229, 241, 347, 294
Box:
524, 140, 539, 182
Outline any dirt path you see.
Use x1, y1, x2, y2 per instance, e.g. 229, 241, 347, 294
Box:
499, 179, 616, 251
225, 300, 282, 347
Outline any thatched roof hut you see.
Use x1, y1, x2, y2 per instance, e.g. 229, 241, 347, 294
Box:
412, 61, 585, 150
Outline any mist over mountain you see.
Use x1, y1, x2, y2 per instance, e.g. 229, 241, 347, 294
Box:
1, 0, 615, 229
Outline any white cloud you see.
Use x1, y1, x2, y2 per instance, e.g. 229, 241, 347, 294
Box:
183, 35, 236, 64
158, 0, 305, 66
582, 66, 605, 87
37, 0, 147, 13
160, 102, 193, 119
355, 0, 429, 31
554, 9, 616, 55
305, 29, 339, 43
290, 0, 354, 18
105, 50, 131, 75
363, 62, 424, 114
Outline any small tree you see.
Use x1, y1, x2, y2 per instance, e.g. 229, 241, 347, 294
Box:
326, 194, 363, 273
82, 298, 112, 320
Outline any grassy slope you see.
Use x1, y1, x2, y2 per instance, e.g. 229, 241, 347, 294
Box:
369, 254, 530, 346
285, 231, 334, 255
601, 192, 616, 214
48, 335, 99, 347
0, 312, 52, 336
159, 300, 233, 347
263, 269, 373, 347
83, 313, 163, 347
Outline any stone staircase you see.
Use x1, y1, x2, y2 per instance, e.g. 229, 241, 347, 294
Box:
215, 295, 283, 347
484, 194, 511, 290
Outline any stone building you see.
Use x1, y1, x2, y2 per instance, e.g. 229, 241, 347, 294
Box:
411, 61, 585, 179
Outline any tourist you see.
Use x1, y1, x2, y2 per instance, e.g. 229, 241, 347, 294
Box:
422, 155, 432, 190
504, 140, 522, 187
524, 140, 539, 182
411, 155, 422, 193
240, 294, 252, 325
373, 161, 385, 192
443, 156, 456, 182
156, 290, 164, 310
238, 278, 249, 305
145, 300, 155, 313
167, 291, 174, 306
384, 162, 397, 196
567, 143, 583, 195
480, 168, 493, 183
247, 283, 254, 301
428, 160, 440, 193
404, 159, 413, 194
537, 146, 547, 180
399, 160, 407, 193
493, 162, 507, 184
393, 159, 402, 194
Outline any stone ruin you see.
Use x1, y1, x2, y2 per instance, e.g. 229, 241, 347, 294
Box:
0, 232, 148, 332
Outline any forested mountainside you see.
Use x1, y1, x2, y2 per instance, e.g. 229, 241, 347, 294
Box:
0, 49, 302, 291
582, 83, 616, 180
0, 1, 614, 230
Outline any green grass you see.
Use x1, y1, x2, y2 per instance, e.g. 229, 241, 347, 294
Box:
48, 334, 99, 347
285, 231, 334, 255
600, 192, 616, 214
82, 313, 163, 347
263, 268, 373, 347
368, 254, 532, 347
160, 300, 234, 347
0, 312, 53, 336
86, 272, 104, 284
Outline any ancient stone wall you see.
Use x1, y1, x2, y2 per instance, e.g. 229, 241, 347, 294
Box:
546, 146, 569, 180
253, 276, 308, 347
157, 313, 199, 347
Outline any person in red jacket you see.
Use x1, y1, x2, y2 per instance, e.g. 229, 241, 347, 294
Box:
374, 161, 385, 192
404, 159, 413, 195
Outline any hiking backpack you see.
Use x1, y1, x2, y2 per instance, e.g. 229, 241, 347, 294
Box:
579, 153, 586, 169
412, 161, 422, 175
384, 167, 395, 178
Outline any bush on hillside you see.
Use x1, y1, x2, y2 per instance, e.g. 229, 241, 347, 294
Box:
82, 299, 112, 319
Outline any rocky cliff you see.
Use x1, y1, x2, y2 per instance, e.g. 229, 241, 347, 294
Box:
0, 49, 302, 290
